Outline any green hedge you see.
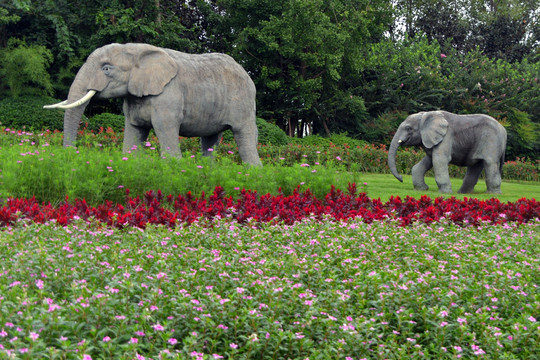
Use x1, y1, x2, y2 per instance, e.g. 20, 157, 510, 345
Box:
222, 117, 288, 146
0, 95, 65, 131
84, 113, 125, 133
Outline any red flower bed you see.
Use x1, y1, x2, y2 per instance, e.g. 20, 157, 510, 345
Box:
0, 184, 538, 228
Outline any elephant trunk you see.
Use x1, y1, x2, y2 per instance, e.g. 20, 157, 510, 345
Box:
43, 62, 97, 146
65, 62, 99, 146
388, 133, 403, 182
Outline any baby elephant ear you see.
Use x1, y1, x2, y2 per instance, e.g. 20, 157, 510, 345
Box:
128, 45, 178, 97
420, 111, 449, 148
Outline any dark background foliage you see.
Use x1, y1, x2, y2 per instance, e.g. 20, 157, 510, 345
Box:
0, 0, 538, 159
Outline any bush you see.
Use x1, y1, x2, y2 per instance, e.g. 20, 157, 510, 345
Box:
0, 95, 66, 131
292, 134, 331, 146
0, 38, 54, 97
84, 112, 125, 133
222, 117, 288, 146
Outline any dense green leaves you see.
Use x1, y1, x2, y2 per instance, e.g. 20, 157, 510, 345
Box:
0, 0, 538, 158
0, 39, 53, 97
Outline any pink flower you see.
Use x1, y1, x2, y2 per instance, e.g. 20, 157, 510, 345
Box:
153, 324, 165, 331
102, 336, 111, 342
168, 338, 178, 345
130, 337, 138, 343
35, 280, 44, 289
230, 343, 238, 349
440, 53, 447, 58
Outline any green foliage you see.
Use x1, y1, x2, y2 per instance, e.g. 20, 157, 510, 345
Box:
0, 95, 64, 131
0, 212, 539, 358
213, 0, 391, 136
0, 142, 358, 204
85, 112, 125, 133
93, 3, 195, 51
0, 38, 54, 97
358, 36, 448, 115
0, 7, 20, 27
255, 117, 288, 146
392, 0, 539, 62
502, 109, 540, 160
292, 134, 331, 146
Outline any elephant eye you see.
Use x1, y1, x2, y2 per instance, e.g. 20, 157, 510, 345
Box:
102, 65, 113, 75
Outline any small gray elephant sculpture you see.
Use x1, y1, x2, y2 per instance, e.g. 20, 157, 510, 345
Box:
44, 43, 262, 165
388, 111, 507, 193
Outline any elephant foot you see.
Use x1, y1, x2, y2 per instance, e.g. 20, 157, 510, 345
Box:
457, 187, 474, 194
486, 188, 502, 194
413, 184, 429, 191
438, 187, 453, 194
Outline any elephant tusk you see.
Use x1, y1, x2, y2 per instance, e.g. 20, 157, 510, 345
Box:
43, 90, 97, 109
43, 100, 69, 109
398, 140, 403, 143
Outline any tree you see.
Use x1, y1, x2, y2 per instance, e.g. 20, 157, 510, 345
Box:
0, 38, 53, 97
204, 0, 392, 137
391, 0, 540, 61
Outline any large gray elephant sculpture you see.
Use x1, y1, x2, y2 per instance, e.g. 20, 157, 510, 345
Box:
388, 111, 507, 194
44, 43, 262, 165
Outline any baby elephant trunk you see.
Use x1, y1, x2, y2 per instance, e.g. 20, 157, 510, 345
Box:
388, 134, 403, 182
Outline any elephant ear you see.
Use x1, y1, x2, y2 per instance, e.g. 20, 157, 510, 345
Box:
420, 111, 449, 148
128, 45, 178, 97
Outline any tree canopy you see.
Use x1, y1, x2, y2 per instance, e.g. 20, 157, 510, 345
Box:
1, 0, 538, 158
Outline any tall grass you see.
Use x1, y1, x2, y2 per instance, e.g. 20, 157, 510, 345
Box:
0, 142, 361, 205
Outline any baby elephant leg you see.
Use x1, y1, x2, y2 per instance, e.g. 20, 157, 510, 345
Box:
411, 156, 432, 191
201, 133, 222, 157
484, 161, 502, 194
458, 162, 483, 194
432, 157, 453, 193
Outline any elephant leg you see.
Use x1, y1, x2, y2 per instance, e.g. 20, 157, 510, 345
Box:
201, 133, 222, 157
484, 160, 502, 194
458, 162, 483, 193
432, 155, 453, 193
232, 121, 262, 166
123, 122, 151, 153
152, 121, 182, 158
411, 156, 432, 191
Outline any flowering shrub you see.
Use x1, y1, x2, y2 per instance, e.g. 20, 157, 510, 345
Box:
0, 217, 538, 359
0, 185, 538, 229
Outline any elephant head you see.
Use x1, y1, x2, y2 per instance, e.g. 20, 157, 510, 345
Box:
388, 111, 449, 182
44, 43, 178, 146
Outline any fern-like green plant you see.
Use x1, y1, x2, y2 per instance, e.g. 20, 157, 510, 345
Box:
0, 38, 54, 97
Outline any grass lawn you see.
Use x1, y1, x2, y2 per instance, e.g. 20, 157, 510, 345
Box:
356, 173, 539, 202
